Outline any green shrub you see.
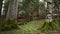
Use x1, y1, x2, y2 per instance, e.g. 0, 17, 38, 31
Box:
0, 19, 18, 31
52, 18, 60, 30
33, 19, 60, 33
23, 30, 32, 34
0, 30, 18, 34
38, 22, 53, 32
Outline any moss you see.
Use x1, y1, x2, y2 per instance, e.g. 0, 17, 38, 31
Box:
0, 19, 18, 31
52, 18, 60, 30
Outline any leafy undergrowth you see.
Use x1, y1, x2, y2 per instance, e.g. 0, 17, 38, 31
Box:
0, 20, 60, 34
18, 20, 44, 34
38, 19, 60, 33
18, 19, 60, 34
0, 20, 44, 34
0, 30, 18, 34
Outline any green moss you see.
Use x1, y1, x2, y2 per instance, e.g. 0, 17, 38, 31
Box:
0, 19, 18, 31
52, 18, 60, 30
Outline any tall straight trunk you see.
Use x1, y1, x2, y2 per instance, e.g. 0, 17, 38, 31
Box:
0, 0, 3, 23
0, 0, 3, 16
6, 0, 18, 20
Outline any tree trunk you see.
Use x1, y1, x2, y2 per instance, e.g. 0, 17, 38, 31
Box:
6, 0, 18, 20
0, 0, 3, 16
0, 0, 3, 23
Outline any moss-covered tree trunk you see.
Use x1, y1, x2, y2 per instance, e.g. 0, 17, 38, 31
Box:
6, 0, 18, 20
2, 0, 19, 30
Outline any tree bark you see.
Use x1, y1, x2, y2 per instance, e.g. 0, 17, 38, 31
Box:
6, 0, 18, 20
0, 0, 3, 23
0, 0, 3, 16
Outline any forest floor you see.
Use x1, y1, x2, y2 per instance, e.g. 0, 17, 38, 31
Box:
18, 20, 44, 34
18, 20, 60, 34
0, 20, 60, 34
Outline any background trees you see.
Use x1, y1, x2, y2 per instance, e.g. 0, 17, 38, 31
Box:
18, 0, 45, 21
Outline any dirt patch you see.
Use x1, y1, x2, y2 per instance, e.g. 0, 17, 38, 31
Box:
42, 30, 60, 34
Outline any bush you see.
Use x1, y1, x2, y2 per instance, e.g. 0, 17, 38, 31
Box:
38, 20, 60, 32
38, 22, 53, 32
0, 19, 18, 31
0, 30, 18, 34
23, 30, 31, 34
52, 18, 60, 30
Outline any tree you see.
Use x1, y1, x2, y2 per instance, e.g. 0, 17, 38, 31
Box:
0, 0, 3, 16
53, 0, 60, 18
38, 0, 60, 32
6, 0, 18, 20
3, 0, 10, 17
0, 0, 18, 31
0, 0, 4, 24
